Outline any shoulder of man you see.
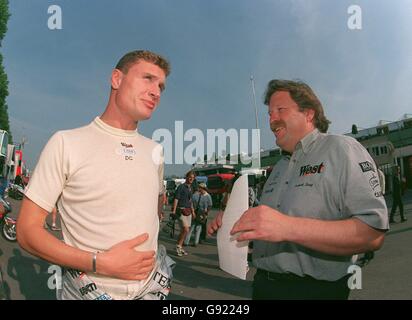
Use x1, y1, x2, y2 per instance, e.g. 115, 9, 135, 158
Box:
321, 133, 370, 156
62, 121, 97, 135
140, 134, 163, 150
321, 133, 357, 147
45, 121, 142, 162
49, 122, 100, 146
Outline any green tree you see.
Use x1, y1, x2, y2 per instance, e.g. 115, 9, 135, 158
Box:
0, 0, 12, 142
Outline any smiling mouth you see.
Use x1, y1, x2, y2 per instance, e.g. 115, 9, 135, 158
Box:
272, 126, 285, 137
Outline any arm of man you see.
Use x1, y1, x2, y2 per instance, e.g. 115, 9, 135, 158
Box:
191, 199, 195, 218
231, 205, 384, 256
208, 210, 224, 235
172, 184, 182, 214
207, 192, 227, 235
172, 198, 178, 213
17, 197, 155, 280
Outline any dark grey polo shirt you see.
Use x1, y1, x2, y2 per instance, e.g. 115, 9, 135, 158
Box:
253, 129, 389, 281
175, 183, 193, 208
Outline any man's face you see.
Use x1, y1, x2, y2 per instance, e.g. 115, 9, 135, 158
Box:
268, 91, 315, 153
112, 60, 166, 122
186, 174, 195, 185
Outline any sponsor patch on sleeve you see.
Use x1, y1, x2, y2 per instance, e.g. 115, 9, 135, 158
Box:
359, 161, 375, 173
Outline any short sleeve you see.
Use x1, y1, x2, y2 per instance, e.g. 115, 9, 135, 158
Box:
340, 139, 389, 230
175, 184, 183, 201
24, 132, 68, 213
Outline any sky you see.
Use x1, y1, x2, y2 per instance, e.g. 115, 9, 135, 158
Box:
3, 0, 412, 176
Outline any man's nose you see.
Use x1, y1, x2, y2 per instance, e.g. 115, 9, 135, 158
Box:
149, 85, 161, 100
269, 111, 279, 122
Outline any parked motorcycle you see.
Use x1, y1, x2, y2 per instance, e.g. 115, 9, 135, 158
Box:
0, 197, 16, 242
7, 183, 24, 200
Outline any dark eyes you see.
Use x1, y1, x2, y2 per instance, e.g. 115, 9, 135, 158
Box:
143, 74, 165, 92
268, 108, 286, 115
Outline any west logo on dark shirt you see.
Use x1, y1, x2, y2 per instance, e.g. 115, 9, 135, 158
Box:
359, 161, 375, 173
299, 162, 325, 176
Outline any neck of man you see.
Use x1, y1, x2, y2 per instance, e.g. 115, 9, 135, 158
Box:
288, 126, 317, 154
100, 94, 138, 131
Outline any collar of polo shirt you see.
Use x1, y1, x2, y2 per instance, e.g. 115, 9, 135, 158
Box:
296, 129, 319, 154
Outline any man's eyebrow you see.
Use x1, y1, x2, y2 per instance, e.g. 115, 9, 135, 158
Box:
143, 72, 157, 78
143, 72, 166, 91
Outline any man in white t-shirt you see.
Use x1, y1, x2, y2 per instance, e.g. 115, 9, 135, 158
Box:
17, 50, 172, 300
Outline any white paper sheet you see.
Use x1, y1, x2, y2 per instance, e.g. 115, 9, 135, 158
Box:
217, 174, 249, 280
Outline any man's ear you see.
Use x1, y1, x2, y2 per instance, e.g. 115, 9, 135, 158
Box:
304, 109, 315, 124
111, 69, 123, 90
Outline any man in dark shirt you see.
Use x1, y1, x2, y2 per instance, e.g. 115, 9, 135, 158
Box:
389, 166, 406, 223
172, 171, 195, 256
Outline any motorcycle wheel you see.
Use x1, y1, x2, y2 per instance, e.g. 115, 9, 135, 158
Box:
2, 223, 17, 242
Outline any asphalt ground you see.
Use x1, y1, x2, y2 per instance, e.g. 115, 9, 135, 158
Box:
1, 191, 412, 300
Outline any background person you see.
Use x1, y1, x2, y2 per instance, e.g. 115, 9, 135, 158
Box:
172, 171, 195, 256
184, 183, 212, 246
389, 166, 406, 223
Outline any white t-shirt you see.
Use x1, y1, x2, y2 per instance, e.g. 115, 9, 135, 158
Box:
25, 117, 165, 295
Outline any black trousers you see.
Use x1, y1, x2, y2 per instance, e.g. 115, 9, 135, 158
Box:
390, 196, 405, 220
200, 218, 207, 240
252, 269, 350, 300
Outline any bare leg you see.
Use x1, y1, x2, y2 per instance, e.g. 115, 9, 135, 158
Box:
177, 227, 189, 247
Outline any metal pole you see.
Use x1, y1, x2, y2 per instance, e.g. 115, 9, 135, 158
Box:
250, 76, 259, 130
250, 76, 261, 169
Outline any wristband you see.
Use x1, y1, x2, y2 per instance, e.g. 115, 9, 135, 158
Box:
92, 252, 97, 274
